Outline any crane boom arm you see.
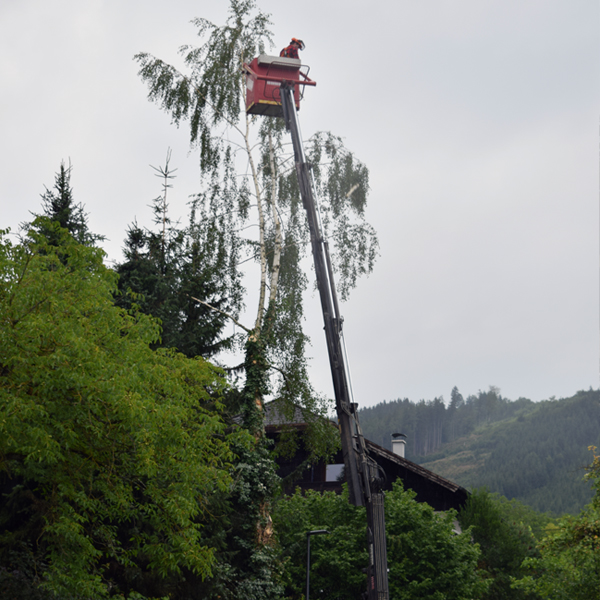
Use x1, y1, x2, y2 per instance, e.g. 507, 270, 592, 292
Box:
280, 84, 389, 600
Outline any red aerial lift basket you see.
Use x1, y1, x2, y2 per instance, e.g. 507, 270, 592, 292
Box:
244, 55, 316, 118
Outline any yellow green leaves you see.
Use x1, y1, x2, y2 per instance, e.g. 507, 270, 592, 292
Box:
0, 222, 245, 598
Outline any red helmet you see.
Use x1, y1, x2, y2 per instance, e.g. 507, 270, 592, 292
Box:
291, 38, 305, 50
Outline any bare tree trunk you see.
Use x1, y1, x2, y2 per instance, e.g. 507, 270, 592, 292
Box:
241, 113, 280, 549
244, 112, 268, 335
267, 129, 282, 309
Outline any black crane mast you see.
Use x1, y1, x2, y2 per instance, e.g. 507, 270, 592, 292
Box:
280, 84, 389, 600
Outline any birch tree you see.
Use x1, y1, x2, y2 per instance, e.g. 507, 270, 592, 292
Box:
135, 0, 378, 434
134, 3, 378, 596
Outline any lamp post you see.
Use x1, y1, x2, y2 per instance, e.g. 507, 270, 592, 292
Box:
306, 529, 330, 600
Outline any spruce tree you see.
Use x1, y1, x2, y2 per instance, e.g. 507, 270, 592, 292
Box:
115, 151, 244, 358
30, 161, 104, 246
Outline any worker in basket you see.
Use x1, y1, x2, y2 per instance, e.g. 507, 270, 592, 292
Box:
280, 38, 305, 59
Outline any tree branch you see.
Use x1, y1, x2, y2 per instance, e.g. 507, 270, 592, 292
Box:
190, 296, 251, 333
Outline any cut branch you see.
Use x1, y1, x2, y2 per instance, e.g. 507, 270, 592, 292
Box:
190, 296, 251, 333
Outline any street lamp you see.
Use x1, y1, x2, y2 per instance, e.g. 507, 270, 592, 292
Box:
306, 529, 330, 600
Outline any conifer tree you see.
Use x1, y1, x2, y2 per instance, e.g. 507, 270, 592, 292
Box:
30, 161, 104, 246
115, 151, 243, 358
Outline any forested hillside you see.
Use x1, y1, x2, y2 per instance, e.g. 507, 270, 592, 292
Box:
359, 388, 600, 515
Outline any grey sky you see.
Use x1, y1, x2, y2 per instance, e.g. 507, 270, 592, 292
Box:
2, 0, 598, 405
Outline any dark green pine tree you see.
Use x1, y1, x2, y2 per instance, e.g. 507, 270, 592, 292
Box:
31, 161, 104, 246
115, 152, 244, 359
447, 386, 465, 441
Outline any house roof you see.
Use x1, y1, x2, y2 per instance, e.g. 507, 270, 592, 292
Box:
263, 400, 313, 426
364, 439, 468, 511
261, 400, 469, 511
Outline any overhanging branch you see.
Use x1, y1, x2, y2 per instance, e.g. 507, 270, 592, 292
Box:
190, 296, 251, 333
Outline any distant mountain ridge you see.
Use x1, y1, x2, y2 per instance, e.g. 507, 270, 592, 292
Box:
359, 388, 600, 515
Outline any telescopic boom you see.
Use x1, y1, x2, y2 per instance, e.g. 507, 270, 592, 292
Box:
280, 84, 389, 600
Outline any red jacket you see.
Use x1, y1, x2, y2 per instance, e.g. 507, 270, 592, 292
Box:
280, 44, 299, 59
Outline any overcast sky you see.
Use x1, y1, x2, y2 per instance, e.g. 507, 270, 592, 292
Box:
2, 0, 599, 406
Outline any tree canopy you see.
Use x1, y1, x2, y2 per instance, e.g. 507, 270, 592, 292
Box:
134, 0, 378, 423
360, 388, 600, 514
273, 482, 486, 600
458, 488, 545, 600
132, 6, 379, 587
514, 448, 600, 600
0, 221, 249, 599
132, 3, 381, 594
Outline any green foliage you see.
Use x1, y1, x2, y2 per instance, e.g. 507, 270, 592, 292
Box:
385, 482, 487, 600
468, 391, 600, 514
206, 438, 285, 600
459, 489, 544, 600
134, 0, 378, 384
587, 446, 600, 505
515, 512, 600, 600
133, 0, 377, 481
0, 222, 249, 599
273, 487, 367, 599
492, 494, 557, 542
133, 3, 379, 594
360, 389, 600, 514
360, 386, 530, 459
513, 449, 600, 600
273, 482, 486, 600
306, 132, 377, 301
115, 151, 244, 359
29, 161, 104, 247
135, 0, 273, 169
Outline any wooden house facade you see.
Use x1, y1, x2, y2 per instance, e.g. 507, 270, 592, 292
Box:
264, 401, 468, 512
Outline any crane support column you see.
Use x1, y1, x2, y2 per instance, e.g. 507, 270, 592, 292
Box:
280, 84, 389, 600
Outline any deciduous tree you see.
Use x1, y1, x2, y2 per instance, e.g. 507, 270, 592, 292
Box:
134, 4, 378, 595
273, 482, 486, 600
0, 221, 248, 599
514, 448, 600, 600
459, 488, 542, 600
134, 0, 378, 426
